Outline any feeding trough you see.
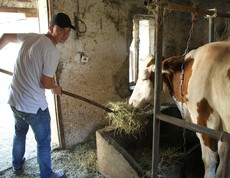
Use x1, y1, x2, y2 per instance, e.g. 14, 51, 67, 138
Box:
96, 104, 203, 178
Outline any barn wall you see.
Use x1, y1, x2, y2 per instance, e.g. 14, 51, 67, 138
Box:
53, 0, 147, 148
161, 0, 230, 58
53, 0, 230, 148
165, 0, 230, 58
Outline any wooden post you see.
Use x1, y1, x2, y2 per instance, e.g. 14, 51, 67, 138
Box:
151, 1, 163, 177
134, 18, 140, 82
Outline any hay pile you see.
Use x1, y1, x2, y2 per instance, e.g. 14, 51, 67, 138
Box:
0, 134, 102, 178
129, 146, 183, 177
51, 134, 102, 178
106, 101, 152, 138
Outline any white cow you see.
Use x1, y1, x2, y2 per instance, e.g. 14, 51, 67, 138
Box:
129, 41, 230, 178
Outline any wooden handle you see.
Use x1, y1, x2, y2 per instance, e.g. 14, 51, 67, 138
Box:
0, 68, 112, 112
62, 90, 113, 113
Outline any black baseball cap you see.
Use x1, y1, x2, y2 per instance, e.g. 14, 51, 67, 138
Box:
50, 13, 76, 30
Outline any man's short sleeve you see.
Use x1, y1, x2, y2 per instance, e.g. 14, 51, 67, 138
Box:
17, 33, 30, 43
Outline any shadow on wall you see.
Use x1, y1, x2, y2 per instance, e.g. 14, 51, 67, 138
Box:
114, 55, 131, 98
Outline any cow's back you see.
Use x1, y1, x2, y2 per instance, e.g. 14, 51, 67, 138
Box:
186, 41, 230, 132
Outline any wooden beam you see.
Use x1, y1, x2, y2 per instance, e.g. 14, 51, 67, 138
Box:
168, 3, 230, 18
17, 0, 34, 2
146, 2, 230, 18
0, 7, 37, 17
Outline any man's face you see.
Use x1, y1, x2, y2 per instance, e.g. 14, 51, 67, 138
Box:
50, 25, 71, 44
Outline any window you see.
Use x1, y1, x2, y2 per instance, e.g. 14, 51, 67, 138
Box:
129, 15, 155, 89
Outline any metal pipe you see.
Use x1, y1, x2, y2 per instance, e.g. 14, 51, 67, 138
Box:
151, 1, 163, 177
222, 142, 230, 178
209, 17, 214, 43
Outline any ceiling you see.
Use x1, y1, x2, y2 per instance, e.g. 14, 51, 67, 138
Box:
0, 0, 38, 17
0, 0, 37, 8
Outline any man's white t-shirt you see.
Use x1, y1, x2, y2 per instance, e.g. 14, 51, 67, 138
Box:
8, 33, 59, 114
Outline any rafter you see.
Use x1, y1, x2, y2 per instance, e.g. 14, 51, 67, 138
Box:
0, 7, 37, 17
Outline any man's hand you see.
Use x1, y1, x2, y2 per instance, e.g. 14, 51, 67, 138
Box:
51, 85, 62, 96
41, 74, 62, 96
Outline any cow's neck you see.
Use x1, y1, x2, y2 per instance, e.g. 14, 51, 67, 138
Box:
162, 57, 194, 104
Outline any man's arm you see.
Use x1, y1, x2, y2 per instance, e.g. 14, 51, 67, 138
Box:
41, 74, 62, 96
0, 34, 19, 50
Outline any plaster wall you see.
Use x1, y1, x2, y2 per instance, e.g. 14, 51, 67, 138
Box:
53, 0, 147, 148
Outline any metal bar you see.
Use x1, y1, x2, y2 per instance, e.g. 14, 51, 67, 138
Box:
222, 142, 230, 178
151, 1, 163, 177
208, 17, 214, 43
157, 113, 230, 143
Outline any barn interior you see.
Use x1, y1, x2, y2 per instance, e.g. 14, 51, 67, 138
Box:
0, 0, 230, 177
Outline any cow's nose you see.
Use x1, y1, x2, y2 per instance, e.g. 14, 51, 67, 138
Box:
129, 100, 133, 106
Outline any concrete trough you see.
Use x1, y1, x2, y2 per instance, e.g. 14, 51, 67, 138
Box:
96, 107, 204, 178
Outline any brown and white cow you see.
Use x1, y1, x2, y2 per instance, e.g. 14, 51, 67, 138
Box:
129, 41, 230, 178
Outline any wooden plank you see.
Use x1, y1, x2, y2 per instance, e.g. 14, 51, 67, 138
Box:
1, 0, 9, 6
17, 0, 34, 2
0, 7, 37, 17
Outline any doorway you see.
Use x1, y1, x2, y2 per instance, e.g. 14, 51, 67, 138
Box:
0, 1, 59, 172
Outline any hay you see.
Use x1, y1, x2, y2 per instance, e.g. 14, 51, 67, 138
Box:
0, 134, 103, 178
51, 134, 103, 178
129, 146, 183, 177
106, 101, 152, 138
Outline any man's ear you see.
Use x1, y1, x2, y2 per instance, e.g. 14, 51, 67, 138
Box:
49, 25, 54, 33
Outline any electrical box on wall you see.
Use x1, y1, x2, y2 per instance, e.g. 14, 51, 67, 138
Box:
74, 52, 89, 64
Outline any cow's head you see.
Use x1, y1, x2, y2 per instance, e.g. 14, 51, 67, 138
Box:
129, 54, 189, 109
129, 55, 156, 108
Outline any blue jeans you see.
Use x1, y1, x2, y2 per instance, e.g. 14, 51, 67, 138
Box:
11, 106, 53, 178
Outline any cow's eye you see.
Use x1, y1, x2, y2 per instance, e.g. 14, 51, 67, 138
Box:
142, 79, 148, 81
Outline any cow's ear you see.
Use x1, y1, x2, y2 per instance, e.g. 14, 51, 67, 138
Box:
147, 58, 154, 67
162, 55, 184, 73
147, 56, 165, 67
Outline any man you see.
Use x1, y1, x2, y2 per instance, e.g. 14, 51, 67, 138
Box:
0, 12, 75, 178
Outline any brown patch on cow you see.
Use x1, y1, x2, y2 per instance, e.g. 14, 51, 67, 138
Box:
227, 68, 230, 80
162, 57, 194, 103
197, 98, 217, 152
150, 71, 155, 88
